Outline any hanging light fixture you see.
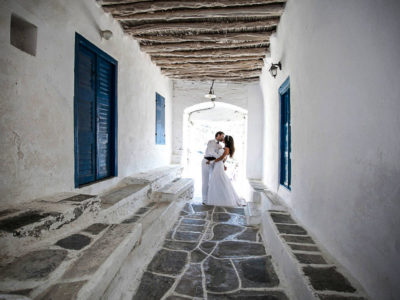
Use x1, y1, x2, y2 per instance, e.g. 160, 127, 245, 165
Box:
269, 62, 281, 78
204, 80, 216, 100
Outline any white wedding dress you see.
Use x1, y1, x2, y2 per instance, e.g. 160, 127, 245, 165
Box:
207, 148, 244, 207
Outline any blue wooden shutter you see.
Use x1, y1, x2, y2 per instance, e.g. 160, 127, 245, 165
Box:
75, 44, 96, 185
155, 93, 165, 145
74, 33, 118, 187
279, 78, 291, 189
96, 57, 114, 179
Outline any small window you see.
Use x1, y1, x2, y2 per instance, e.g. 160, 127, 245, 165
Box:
279, 77, 291, 190
10, 14, 37, 56
155, 93, 165, 145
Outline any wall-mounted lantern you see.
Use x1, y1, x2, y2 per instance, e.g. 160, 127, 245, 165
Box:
269, 62, 282, 78
100, 30, 113, 40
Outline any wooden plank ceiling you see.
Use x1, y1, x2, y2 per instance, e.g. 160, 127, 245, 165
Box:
100, 0, 286, 82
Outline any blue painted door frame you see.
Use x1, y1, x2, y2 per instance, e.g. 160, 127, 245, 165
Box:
279, 77, 291, 190
74, 33, 118, 187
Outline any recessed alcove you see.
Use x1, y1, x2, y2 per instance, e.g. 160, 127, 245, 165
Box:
10, 14, 37, 56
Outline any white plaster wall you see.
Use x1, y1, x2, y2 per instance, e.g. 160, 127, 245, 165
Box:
0, 0, 172, 205
259, 0, 400, 299
172, 80, 264, 179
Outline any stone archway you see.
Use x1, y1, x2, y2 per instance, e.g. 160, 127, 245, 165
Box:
181, 101, 248, 200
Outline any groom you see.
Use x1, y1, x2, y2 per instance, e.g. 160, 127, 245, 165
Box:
202, 131, 225, 205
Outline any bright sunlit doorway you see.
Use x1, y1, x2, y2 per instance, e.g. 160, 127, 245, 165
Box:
182, 102, 248, 203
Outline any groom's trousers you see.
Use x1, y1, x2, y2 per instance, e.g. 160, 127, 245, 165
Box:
201, 158, 213, 204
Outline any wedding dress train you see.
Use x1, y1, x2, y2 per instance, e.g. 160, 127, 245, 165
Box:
206, 149, 244, 207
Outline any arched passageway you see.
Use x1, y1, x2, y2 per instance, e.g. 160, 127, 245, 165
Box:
182, 102, 248, 201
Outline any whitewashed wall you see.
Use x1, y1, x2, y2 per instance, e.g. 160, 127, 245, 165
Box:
259, 0, 400, 299
172, 80, 264, 179
0, 0, 172, 205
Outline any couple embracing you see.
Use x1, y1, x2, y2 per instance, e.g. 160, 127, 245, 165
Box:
201, 131, 245, 207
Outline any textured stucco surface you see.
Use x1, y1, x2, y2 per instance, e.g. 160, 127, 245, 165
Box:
259, 0, 400, 299
0, 0, 172, 205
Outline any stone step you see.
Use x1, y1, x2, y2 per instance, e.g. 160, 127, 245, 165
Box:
0, 193, 100, 258
244, 201, 262, 226
260, 210, 368, 300
101, 200, 186, 300
121, 165, 182, 191
0, 203, 162, 299
151, 178, 194, 202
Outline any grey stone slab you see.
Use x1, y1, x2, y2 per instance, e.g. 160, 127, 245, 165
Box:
56, 234, 92, 250
83, 223, 109, 235
212, 224, 243, 240
146, 202, 157, 207
235, 227, 258, 241
208, 290, 289, 299
165, 296, 189, 300
0, 249, 67, 280
39, 281, 87, 300
0, 210, 56, 232
185, 212, 207, 219
204, 257, 239, 293
179, 211, 189, 216
276, 224, 307, 235
62, 224, 133, 279
317, 295, 365, 300
303, 266, 356, 292
200, 241, 216, 254
270, 213, 296, 224
181, 218, 206, 225
135, 207, 150, 215
295, 253, 327, 264
163, 240, 198, 251
281, 235, 314, 244
174, 231, 201, 241
214, 207, 226, 213
122, 215, 141, 224
177, 224, 204, 233
101, 184, 147, 205
0, 289, 32, 296
288, 243, 319, 252
59, 194, 93, 202
147, 249, 188, 276
192, 204, 214, 212
190, 249, 208, 263
175, 264, 203, 297
213, 241, 266, 258
233, 257, 279, 288
212, 212, 231, 222
0, 209, 19, 218
224, 207, 245, 215
133, 271, 175, 300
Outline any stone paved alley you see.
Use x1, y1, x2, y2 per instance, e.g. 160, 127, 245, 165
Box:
133, 203, 289, 300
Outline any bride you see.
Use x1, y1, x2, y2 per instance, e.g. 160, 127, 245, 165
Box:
206, 135, 244, 207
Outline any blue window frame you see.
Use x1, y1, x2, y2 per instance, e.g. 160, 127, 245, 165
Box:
74, 33, 118, 187
155, 93, 165, 145
279, 77, 291, 190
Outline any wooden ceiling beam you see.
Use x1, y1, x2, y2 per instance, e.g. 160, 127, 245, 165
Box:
102, 0, 286, 14
158, 60, 264, 69
161, 69, 262, 76
150, 47, 267, 58
123, 18, 279, 35
134, 31, 274, 44
151, 56, 265, 64
113, 4, 285, 21
169, 75, 260, 81
140, 41, 269, 52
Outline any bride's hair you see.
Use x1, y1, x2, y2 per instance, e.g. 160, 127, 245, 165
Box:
224, 135, 235, 157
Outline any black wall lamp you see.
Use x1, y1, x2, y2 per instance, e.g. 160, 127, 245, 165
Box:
269, 62, 281, 78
